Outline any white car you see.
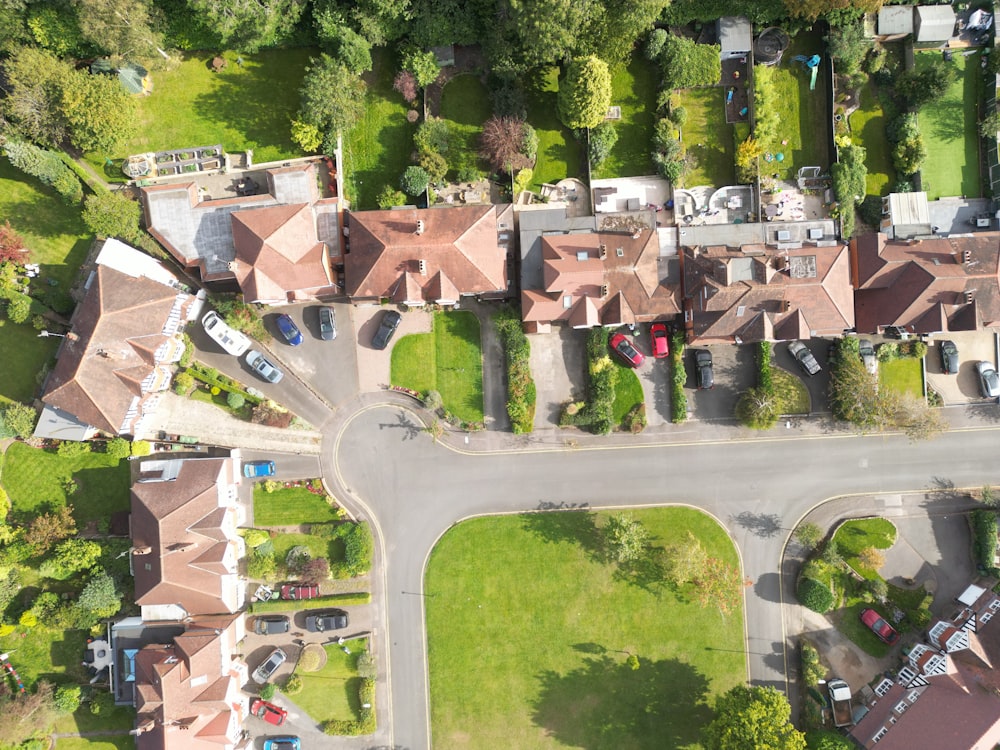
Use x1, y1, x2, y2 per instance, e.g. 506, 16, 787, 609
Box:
201, 311, 251, 356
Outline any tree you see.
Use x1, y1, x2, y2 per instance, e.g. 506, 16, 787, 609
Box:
981, 110, 1000, 140
895, 61, 956, 110
557, 56, 611, 130
735, 386, 781, 430
60, 69, 138, 153
858, 546, 885, 571
54, 685, 82, 713
824, 21, 871, 75
982, 485, 999, 508
805, 729, 856, 750
400, 165, 430, 196
76, 572, 122, 619
893, 393, 946, 442
603, 512, 650, 564
26, 2, 88, 57
794, 523, 824, 551
828, 339, 887, 428
414, 117, 451, 155
297, 55, 366, 151
703, 685, 806, 750
6, 295, 30, 324
82, 190, 142, 242
479, 116, 534, 172
312, 0, 410, 47
830, 143, 867, 237
0, 46, 73, 148
301, 556, 330, 580
657, 35, 722, 90
290, 119, 322, 153
401, 47, 439, 88
735, 136, 763, 183
106, 436, 132, 461
0, 401, 37, 439
25, 505, 77, 552
580, 0, 671, 65
393, 70, 418, 103
186, 0, 308, 52
0, 221, 29, 265
486, 0, 590, 71
376, 184, 407, 209
39, 538, 102, 580
247, 549, 276, 579
325, 24, 373, 74
892, 134, 925, 177
588, 122, 618, 166
662, 530, 708, 586
694, 557, 745, 615
75, 0, 163, 58
418, 149, 448, 183
227, 391, 246, 409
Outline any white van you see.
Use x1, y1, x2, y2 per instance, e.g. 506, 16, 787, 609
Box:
201, 311, 251, 356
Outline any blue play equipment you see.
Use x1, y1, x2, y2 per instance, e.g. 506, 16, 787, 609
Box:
727, 87, 735, 104
793, 54, 821, 91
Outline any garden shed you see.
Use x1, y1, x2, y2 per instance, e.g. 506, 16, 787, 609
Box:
89, 58, 152, 95
914, 5, 956, 43
877, 6, 914, 38
718, 17, 752, 60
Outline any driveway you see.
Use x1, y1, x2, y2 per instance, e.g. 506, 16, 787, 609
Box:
774, 338, 833, 414
926, 331, 998, 404
353, 306, 433, 392
528, 326, 587, 428
685, 343, 755, 421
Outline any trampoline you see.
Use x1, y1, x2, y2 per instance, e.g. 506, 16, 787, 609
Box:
755, 27, 790, 66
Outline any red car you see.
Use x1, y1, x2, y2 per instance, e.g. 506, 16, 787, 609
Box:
280, 583, 319, 600
860, 608, 899, 644
649, 323, 670, 359
250, 698, 287, 726
610, 332, 645, 368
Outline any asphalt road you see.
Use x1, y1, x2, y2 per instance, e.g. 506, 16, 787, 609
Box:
329, 407, 1000, 750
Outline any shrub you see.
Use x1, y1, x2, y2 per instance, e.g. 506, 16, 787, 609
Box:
971, 509, 998, 571
418, 149, 448, 183
337, 522, 374, 576
259, 683, 276, 700
393, 70, 418, 103
800, 641, 825, 686
247, 549, 276, 579
131, 439, 151, 456
298, 647, 323, 672
400, 166, 430, 196
797, 576, 834, 613
173, 371, 194, 394
105, 437, 131, 461
243, 528, 270, 548
377, 185, 408, 209
57, 440, 91, 457
494, 307, 536, 433
357, 651, 376, 679
656, 34, 721, 89
54, 685, 82, 713
736, 386, 781, 430
669, 330, 687, 423
283, 674, 303, 694
6, 294, 30, 323
624, 403, 647, 434
2, 401, 38, 439
589, 122, 618, 166
227, 391, 246, 409
645, 28, 668, 60
422, 390, 443, 410
414, 117, 451, 156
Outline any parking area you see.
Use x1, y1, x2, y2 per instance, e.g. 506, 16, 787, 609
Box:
353, 305, 433, 393
774, 338, 833, 413
528, 326, 588, 428
683, 342, 755, 421
925, 331, 998, 404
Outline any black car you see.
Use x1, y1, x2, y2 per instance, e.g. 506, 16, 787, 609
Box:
318, 306, 337, 341
253, 615, 290, 636
788, 341, 821, 376
939, 340, 959, 374
305, 609, 349, 633
695, 350, 714, 389
372, 310, 402, 350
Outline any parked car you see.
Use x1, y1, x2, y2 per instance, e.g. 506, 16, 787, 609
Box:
372, 310, 402, 350
609, 332, 645, 368
860, 608, 899, 645
305, 609, 349, 633
649, 322, 670, 359
251, 648, 287, 684
243, 460, 275, 479
275, 314, 303, 346
788, 341, 821, 376
201, 311, 251, 356
318, 306, 337, 341
253, 615, 289, 636
939, 340, 959, 375
250, 698, 287, 726
858, 339, 877, 376
695, 349, 714, 389
246, 350, 284, 384
263, 738, 300, 750
977, 361, 1000, 398
280, 583, 319, 600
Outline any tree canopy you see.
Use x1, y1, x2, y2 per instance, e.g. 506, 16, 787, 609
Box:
186, 0, 308, 52
656, 34, 722, 90
703, 685, 806, 750
297, 54, 367, 152
61, 69, 139, 153
75, 0, 163, 58
557, 55, 612, 130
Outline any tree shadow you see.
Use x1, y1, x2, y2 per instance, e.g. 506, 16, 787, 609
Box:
928, 100, 965, 142
532, 654, 713, 749
612, 549, 667, 597
377, 410, 424, 440
520, 509, 602, 561
731, 511, 783, 539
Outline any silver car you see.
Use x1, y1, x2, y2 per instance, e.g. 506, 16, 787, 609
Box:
246, 350, 283, 384
977, 361, 1000, 399
252, 647, 287, 684
788, 341, 821, 377
858, 339, 877, 376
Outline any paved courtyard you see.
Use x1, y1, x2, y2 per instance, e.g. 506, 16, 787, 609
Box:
353, 306, 433, 392
926, 331, 999, 405
528, 326, 587, 428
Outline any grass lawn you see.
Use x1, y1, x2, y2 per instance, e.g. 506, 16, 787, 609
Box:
293, 643, 363, 723
253, 484, 341, 526
879, 358, 923, 399
834, 601, 893, 658
594, 58, 657, 179
55, 705, 136, 734
426, 507, 745, 749
440, 74, 492, 179
849, 81, 895, 197
916, 50, 982, 199
773, 367, 810, 414
345, 47, 416, 210
271, 531, 333, 566
56, 738, 136, 750
83, 49, 309, 177
525, 67, 585, 189
391, 311, 484, 422
1, 442, 131, 524
832, 518, 897, 578
0, 625, 90, 689
675, 88, 734, 187
611, 364, 644, 427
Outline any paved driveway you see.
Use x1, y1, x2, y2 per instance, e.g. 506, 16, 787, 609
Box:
529, 327, 587, 428
926, 331, 998, 404
774, 339, 833, 413
685, 343, 755, 421
353, 306, 433, 392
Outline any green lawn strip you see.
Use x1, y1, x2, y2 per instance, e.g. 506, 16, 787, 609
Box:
879, 358, 923, 399
440, 74, 491, 178
0, 320, 60, 405
426, 507, 744, 749
0, 626, 90, 690
1, 442, 130, 523
526, 67, 584, 189
676, 87, 734, 187
773, 367, 810, 414
850, 82, 895, 197
611, 364, 644, 426
916, 51, 981, 199
54, 705, 136, 734
248, 593, 370, 614
834, 601, 892, 658
391, 332, 436, 392
594, 58, 657, 179
56, 738, 136, 750
253, 485, 340, 526
83, 49, 309, 177
833, 518, 897, 579
187, 386, 250, 420
292, 643, 363, 723
344, 47, 416, 209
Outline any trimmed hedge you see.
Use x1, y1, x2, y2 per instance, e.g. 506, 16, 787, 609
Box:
323, 677, 376, 736
559, 328, 617, 434
797, 576, 834, 613
669, 330, 687, 424
971, 509, 998, 571
248, 592, 371, 613
494, 308, 536, 434
186, 362, 262, 404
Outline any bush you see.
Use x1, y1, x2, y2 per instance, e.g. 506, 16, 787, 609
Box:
297, 647, 323, 672
6, 294, 30, 323
259, 683, 276, 700
736, 386, 781, 430
669, 331, 687, 423
797, 576, 835, 613
283, 673, 303, 694
227, 391, 246, 409
656, 34, 721, 90
243, 528, 270, 548
377, 185, 408, 209
400, 166, 430, 196
1, 401, 38, 439
971, 509, 998, 570
131, 440, 151, 456
337, 522, 374, 576
414, 117, 451, 156
247, 549, 277, 579
54, 685, 82, 714
57, 440, 91, 458
105, 437, 131, 461
800, 641, 825, 687
494, 308, 536, 433
357, 651, 376, 679
624, 403, 647, 434
589, 123, 618, 166
173, 371, 194, 394
645, 28, 668, 60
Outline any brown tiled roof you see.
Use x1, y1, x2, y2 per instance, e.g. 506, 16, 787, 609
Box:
42, 265, 188, 434
131, 458, 242, 616
521, 229, 681, 327
345, 206, 508, 301
851, 232, 1000, 334
682, 243, 853, 344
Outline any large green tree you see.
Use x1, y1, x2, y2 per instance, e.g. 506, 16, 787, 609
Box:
75, 0, 163, 58
297, 54, 366, 152
557, 55, 611, 130
603, 512, 650, 564
186, 0, 308, 51
580, 0, 670, 65
313, 0, 410, 47
657, 34, 722, 90
703, 685, 806, 750
82, 190, 142, 242
61, 70, 139, 153
1, 45, 73, 147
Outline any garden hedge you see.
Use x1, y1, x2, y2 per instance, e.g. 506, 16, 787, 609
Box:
797, 576, 834, 613
248, 592, 371, 613
669, 330, 687, 423
971, 509, 998, 571
323, 678, 376, 735
494, 308, 536, 433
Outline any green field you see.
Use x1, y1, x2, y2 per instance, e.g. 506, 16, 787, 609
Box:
879, 358, 923, 399
293, 644, 365, 724
525, 67, 585, 189
55, 738, 136, 750
594, 58, 658, 179
676, 88, 735, 187
440, 74, 492, 179
916, 51, 982, 199
391, 311, 484, 422
427, 507, 745, 749
253, 484, 341, 526
344, 48, 416, 209
84, 49, 309, 176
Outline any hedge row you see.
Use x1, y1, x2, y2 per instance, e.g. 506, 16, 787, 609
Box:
185, 362, 262, 404
494, 308, 536, 434
971, 509, 998, 571
669, 330, 687, 423
757, 341, 772, 392
560, 328, 618, 434
797, 576, 834, 613
323, 678, 376, 735
248, 592, 371, 613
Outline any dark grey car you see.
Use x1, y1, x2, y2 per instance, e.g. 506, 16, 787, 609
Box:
318, 306, 337, 341
372, 310, 402, 350
858, 339, 877, 376
305, 609, 349, 633
253, 615, 290, 636
788, 341, 821, 377
939, 340, 959, 374
694, 350, 714, 389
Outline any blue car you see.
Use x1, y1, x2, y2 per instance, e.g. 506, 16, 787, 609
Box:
263, 738, 300, 750
243, 460, 275, 478
276, 314, 303, 346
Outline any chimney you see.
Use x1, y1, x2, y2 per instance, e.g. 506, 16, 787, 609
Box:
133, 545, 152, 555
418, 259, 427, 276
965, 290, 974, 304
415, 220, 425, 235
227, 260, 238, 273
599, 244, 607, 259
782, 299, 791, 312
601, 284, 609, 298
962, 250, 972, 264
67, 332, 79, 342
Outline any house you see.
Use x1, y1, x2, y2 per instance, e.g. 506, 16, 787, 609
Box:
130, 613, 249, 750
681, 242, 854, 344
914, 5, 956, 44
35, 239, 202, 441
343, 205, 514, 304
850, 232, 1000, 335
718, 17, 752, 60
142, 162, 341, 304
849, 584, 1000, 749
877, 6, 914, 39
130, 455, 247, 621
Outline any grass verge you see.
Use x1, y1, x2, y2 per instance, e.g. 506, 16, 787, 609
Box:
879, 358, 923, 399
833, 518, 897, 578
676, 87, 735, 187
248, 593, 371, 613
440, 74, 492, 178
611, 364, 644, 426
526, 67, 584, 189
293, 643, 363, 724
594, 58, 657, 178
253, 484, 341, 526
426, 507, 745, 749
55, 738, 136, 750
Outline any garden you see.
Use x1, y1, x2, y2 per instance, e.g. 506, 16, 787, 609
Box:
736, 342, 811, 429
525, 67, 585, 189
674, 88, 735, 187
439, 74, 492, 181
592, 58, 658, 179
426, 507, 746, 749
293, 642, 374, 734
